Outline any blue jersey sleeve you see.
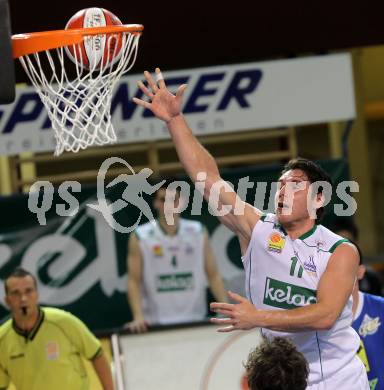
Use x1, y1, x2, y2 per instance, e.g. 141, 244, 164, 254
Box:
352, 293, 384, 390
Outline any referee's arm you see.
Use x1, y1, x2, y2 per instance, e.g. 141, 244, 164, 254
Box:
65, 313, 114, 390
91, 349, 114, 390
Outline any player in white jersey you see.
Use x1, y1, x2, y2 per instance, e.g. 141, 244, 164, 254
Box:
241, 213, 366, 387
126, 182, 228, 332
132, 68, 369, 389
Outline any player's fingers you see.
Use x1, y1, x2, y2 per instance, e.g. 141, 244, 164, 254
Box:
128, 324, 138, 333
210, 302, 234, 311
228, 290, 247, 303
155, 67, 166, 89
176, 84, 187, 98
131, 322, 147, 334
144, 70, 159, 93
132, 97, 152, 110
210, 316, 233, 325
210, 306, 234, 315
217, 325, 236, 333
211, 310, 234, 319
137, 80, 154, 99
128, 321, 140, 333
139, 323, 148, 333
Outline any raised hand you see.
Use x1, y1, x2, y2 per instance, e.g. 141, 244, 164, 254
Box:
210, 291, 260, 332
133, 68, 187, 123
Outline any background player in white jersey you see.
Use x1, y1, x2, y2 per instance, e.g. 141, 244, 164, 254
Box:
126, 180, 228, 332
132, 68, 369, 389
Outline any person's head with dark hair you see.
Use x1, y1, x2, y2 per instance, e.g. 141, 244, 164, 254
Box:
347, 241, 383, 297
330, 222, 383, 296
151, 177, 185, 227
329, 217, 359, 242
4, 267, 39, 322
276, 158, 332, 226
244, 337, 309, 390
151, 177, 180, 192
330, 220, 362, 281
4, 268, 37, 294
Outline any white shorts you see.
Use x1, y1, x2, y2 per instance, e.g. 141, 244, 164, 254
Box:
307, 356, 369, 390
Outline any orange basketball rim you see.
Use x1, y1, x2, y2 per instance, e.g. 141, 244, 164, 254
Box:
12, 24, 144, 58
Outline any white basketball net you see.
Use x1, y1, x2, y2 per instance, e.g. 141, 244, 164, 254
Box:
18, 32, 140, 156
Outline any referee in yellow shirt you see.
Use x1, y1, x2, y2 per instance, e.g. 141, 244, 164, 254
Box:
0, 268, 114, 390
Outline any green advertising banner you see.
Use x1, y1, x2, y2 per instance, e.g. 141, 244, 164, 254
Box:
0, 159, 352, 331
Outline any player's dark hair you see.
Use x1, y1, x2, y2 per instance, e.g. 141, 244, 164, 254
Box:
350, 241, 384, 295
159, 177, 182, 191
281, 158, 332, 223
244, 337, 309, 390
4, 268, 37, 294
329, 217, 359, 241
148, 176, 182, 192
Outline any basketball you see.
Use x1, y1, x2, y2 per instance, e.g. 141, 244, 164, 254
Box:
65, 7, 124, 70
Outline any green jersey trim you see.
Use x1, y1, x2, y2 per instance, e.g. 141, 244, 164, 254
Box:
329, 239, 350, 253
298, 224, 317, 240
260, 215, 287, 235
275, 223, 287, 236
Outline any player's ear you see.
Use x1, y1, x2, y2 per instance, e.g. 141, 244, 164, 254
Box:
4, 293, 10, 307
314, 191, 325, 209
311, 181, 332, 210
357, 264, 366, 280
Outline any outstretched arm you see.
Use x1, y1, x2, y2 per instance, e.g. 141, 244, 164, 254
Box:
133, 69, 261, 249
211, 243, 359, 332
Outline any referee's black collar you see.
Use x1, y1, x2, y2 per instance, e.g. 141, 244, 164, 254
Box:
12, 307, 44, 341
